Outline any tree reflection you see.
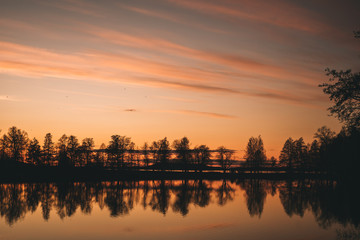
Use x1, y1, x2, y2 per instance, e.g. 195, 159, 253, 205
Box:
149, 180, 170, 215
0, 179, 359, 231
193, 180, 211, 208
216, 180, 235, 206
105, 181, 129, 217
238, 179, 267, 217
172, 180, 193, 216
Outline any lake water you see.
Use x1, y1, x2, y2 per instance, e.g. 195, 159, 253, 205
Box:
0, 179, 359, 240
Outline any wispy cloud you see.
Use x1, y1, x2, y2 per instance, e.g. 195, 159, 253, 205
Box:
154, 96, 197, 103
167, 0, 331, 34
124, 108, 136, 112
84, 26, 321, 87
38, 0, 105, 18
119, 4, 229, 34
176, 110, 237, 119
47, 88, 124, 100
0, 40, 324, 106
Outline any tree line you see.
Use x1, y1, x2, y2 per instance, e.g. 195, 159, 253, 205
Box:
1, 124, 359, 177
0, 126, 266, 171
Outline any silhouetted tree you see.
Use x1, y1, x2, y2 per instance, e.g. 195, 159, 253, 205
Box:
1, 127, 28, 162
308, 140, 321, 168
107, 135, 131, 168
193, 145, 211, 170
314, 126, 336, 147
127, 142, 136, 167
67, 135, 79, 167
43, 133, 54, 166
173, 137, 191, 169
151, 138, 171, 168
320, 69, 360, 129
94, 143, 106, 167
279, 138, 295, 169
293, 137, 309, 168
216, 146, 234, 173
269, 156, 277, 167
57, 134, 69, 167
142, 142, 150, 167
27, 138, 41, 165
0, 131, 10, 162
80, 138, 94, 166
245, 136, 266, 169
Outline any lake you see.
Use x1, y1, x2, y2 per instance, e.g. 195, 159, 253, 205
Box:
0, 179, 359, 240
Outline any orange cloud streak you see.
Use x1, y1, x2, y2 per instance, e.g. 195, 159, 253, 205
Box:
0, 41, 323, 106
167, 0, 332, 34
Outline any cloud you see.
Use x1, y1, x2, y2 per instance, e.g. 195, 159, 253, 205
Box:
0, 40, 324, 107
154, 96, 197, 103
175, 110, 236, 119
124, 109, 136, 112
119, 4, 229, 34
84, 26, 322, 87
47, 88, 124, 100
38, 0, 105, 18
167, 0, 332, 34
139, 77, 239, 94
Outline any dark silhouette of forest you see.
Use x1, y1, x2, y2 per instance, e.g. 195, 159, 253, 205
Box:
0, 179, 359, 232
0, 123, 358, 181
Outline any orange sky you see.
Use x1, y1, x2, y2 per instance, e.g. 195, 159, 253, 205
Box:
1, 0, 359, 158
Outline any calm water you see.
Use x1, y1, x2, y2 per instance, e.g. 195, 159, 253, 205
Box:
0, 179, 359, 240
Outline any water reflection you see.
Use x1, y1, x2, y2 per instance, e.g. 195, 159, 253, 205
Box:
0, 179, 359, 233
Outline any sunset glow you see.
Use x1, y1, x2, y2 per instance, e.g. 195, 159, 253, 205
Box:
1, 0, 359, 157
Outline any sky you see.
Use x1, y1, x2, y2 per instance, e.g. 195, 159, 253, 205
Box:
0, 0, 359, 158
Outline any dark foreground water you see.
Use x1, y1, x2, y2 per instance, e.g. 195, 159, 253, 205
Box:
0, 179, 359, 240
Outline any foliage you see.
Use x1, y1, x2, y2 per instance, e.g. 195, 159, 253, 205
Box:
151, 137, 171, 165
107, 135, 132, 167
80, 138, 94, 166
216, 146, 234, 172
320, 46, 360, 129
193, 145, 211, 167
142, 142, 150, 167
173, 137, 191, 165
27, 138, 41, 165
43, 133, 54, 166
244, 136, 266, 168
1, 126, 28, 162
314, 126, 336, 147
279, 138, 295, 168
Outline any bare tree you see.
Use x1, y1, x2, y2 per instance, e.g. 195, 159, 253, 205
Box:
217, 146, 234, 173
